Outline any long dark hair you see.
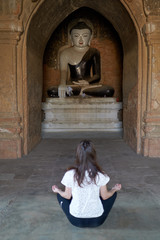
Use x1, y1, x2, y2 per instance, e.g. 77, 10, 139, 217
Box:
69, 140, 104, 187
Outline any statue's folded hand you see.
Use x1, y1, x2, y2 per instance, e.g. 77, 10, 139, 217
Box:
58, 85, 66, 98
73, 80, 89, 86
78, 80, 89, 85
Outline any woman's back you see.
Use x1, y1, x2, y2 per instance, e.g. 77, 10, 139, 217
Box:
52, 139, 121, 228
61, 169, 110, 218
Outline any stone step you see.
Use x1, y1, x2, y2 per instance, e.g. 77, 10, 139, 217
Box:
44, 111, 121, 121
42, 120, 122, 131
42, 104, 122, 110
44, 97, 119, 104
42, 98, 122, 110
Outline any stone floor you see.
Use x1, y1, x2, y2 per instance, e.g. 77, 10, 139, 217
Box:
0, 132, 160, 240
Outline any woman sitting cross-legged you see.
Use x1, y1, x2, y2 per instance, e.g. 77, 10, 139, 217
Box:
52, 140, 121, 228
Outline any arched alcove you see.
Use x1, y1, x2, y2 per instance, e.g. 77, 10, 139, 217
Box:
24, 0, 139, 154
43, 7, 123, 102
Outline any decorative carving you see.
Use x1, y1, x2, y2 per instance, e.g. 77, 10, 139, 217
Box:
0, 19, 23, 44
0, 0, 23, 18
14, 0, 23, 18
143, 0, 160, 16
142, 21, 160, 46
143, 125, 155, 135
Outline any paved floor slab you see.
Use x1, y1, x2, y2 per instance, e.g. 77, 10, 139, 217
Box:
0, 133, 160, 240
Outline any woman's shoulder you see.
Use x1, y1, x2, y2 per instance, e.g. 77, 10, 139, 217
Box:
97, 171, 110, 185
64, 169, 75, 176
61, 169, 75, 186
97, 171, 108, 177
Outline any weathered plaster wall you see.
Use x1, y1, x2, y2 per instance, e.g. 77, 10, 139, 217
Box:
0, 0, 23, 158
142, 0, 160, 156
123, 25, 138, 152
27, 47, 42, 152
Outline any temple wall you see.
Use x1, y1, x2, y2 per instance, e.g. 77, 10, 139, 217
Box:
123, 27, 138, 152
27, 48, 43, 152
0, 0, 23, 158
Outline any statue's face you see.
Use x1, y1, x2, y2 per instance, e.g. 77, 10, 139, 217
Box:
71, 29, 92, 48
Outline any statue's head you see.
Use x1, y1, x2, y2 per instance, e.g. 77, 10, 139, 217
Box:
70, 21, 92, 48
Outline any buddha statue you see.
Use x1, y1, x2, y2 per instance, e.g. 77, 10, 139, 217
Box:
47, 21, 114, 98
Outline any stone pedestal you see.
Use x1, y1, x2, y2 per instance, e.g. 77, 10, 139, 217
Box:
42, 98, 122, 133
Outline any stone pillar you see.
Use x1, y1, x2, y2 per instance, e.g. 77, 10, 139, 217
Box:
142, 1, 160, 156
0, 0, 23, 158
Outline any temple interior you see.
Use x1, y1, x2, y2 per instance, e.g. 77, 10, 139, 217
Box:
0, 0, 160, 239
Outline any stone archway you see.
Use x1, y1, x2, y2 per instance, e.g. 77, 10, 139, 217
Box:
23, 0, 140, 155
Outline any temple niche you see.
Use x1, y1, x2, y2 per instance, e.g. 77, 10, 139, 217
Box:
43, 8, 123, 101
42, 8, 123, 134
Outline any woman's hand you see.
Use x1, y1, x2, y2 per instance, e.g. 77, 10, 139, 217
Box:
112, 184, 122, 191
52, 185, 72, 199
52, 185, 59, 193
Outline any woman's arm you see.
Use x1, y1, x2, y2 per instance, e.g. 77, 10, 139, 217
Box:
100, 184, 121, 200
52, 185, 72, 200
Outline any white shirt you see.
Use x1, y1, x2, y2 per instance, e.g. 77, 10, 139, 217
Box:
61, 169, 110, 218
